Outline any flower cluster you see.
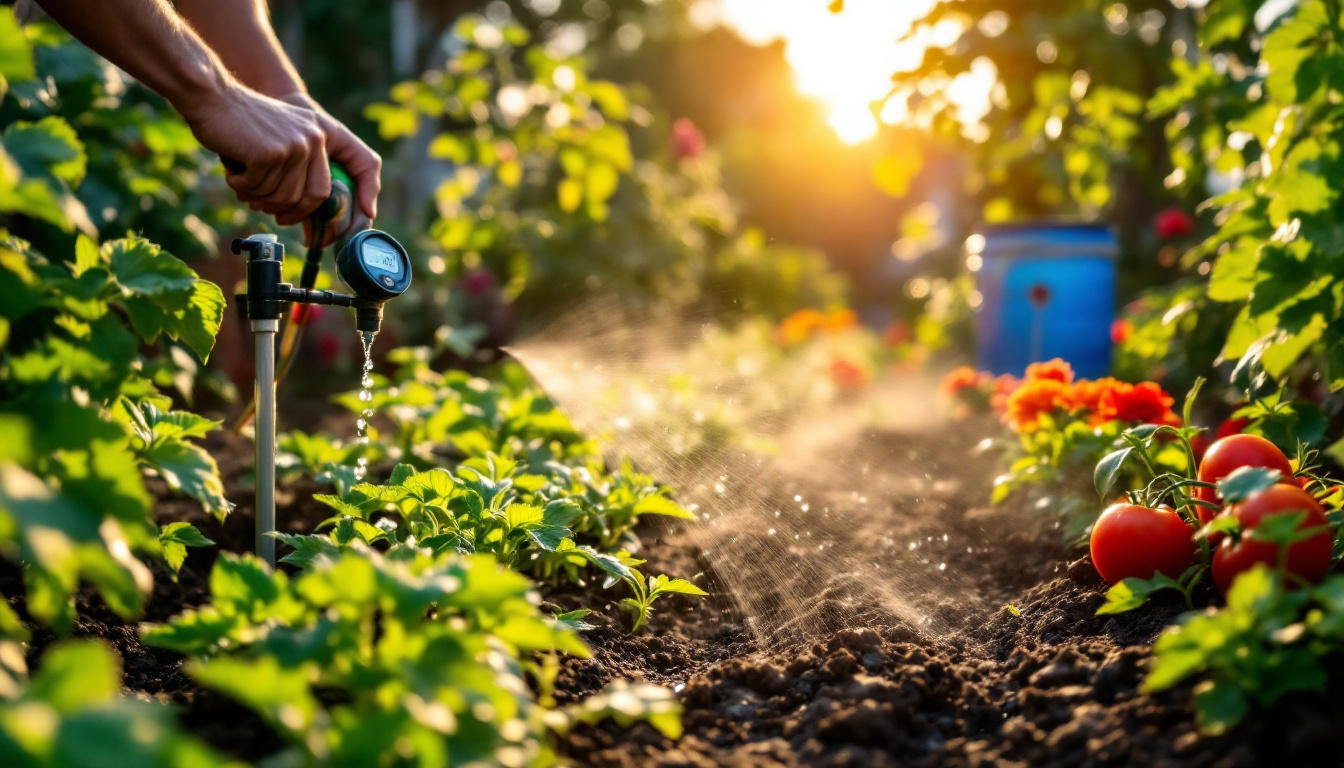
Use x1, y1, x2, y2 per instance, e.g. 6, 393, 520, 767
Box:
774, 307, 858, 345
940, 359, 1180, 433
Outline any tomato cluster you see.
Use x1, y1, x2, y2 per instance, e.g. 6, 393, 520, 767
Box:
1090, 434, 1335, 595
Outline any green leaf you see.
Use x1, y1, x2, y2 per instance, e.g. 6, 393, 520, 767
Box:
1195, 515, 1242, 542
1192, 680, 1249, 736
633, 494, 696, 519
1246, 510, 1311, 547
1217, 466, 1284, 504
158, 522, 214, 580
388, 462, 417, 487
1093, 446, 1133, 500
26, 641, 119, 712
106, 237, 196, 296
1096, 572, 1181, 615
170, 279, 225, 362
0, 10, 35, 83
503, 503, 544, 530
4, 116, 86, 185
187, 655, 318, 735
650, 576, 708, 597
554, 608, 597, 631
141, 439, 232, 520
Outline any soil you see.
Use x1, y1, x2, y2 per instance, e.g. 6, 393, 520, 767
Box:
6, 419, 1344, 767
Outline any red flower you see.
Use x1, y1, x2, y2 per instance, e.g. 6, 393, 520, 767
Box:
292, 304, 324, 326
1110, 319, 1133, 345
316, 332, 341, 363
670, 118, 705, 160
830, 359, 868, 389
462, 269, 496, 296
1154, 207, 1195, 240
1096, 381, 1180, 426
883, 322, 912, 347
1024, 358, 1074, 385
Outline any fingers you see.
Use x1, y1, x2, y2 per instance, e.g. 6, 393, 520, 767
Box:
323, 118, 382, 220
275, 149, 333, 226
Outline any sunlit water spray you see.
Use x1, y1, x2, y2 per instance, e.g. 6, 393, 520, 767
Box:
354, 331, 377, 481
508, 298, 996, 648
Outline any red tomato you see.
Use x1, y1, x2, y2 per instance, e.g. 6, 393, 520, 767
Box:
1211, 483, 1332, 594
1090, 503, 1196, 584
1193, 434, 1293, 523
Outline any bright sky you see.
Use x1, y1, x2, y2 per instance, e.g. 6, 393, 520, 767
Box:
707, 0, 991, 144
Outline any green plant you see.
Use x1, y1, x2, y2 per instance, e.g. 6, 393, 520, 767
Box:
142, 547, 681, 766
0, 640, 235, 767
1144, 564, 1339, 735
0, 9, 228, 631
617, 569, 707, 633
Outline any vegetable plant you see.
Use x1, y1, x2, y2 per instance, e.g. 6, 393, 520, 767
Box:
142, 547, 682, 765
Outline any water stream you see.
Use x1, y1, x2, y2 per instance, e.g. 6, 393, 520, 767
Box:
353, 330, 377, 481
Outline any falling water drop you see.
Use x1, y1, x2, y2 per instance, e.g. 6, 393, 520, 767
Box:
354, 331, 377, 481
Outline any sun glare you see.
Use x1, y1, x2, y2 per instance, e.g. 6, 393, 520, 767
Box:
712, 0, 936, 144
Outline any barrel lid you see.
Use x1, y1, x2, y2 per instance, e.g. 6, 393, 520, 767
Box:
966, 221, 1116, 260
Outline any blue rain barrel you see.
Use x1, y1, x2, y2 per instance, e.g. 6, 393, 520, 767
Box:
969, 223, 1117, 379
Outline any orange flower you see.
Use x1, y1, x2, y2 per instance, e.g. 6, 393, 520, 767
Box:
940, 366, 988, 397
1004, 378, 1071, 432
775, 308, 826, 345
1024, 358, 1074, 385
823, 309, 858, 332
1069, 377, 1121, 415
990, 374, 1019, 413
1096, 381, 1180, 426
830, 358, 868, 389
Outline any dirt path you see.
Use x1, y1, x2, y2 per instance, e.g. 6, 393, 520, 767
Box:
553, 426, 1344, 768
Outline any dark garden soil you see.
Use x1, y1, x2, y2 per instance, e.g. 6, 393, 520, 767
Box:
6, 420, 1344, 767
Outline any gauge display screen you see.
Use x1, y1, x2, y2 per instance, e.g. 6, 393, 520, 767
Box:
361, 239, 402, 274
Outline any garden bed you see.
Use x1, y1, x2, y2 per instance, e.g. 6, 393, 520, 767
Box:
9, 419, 1340, 767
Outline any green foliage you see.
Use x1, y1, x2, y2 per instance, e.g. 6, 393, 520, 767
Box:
142, 548, 681, 766
2, 21, 258, 259
619, 570, 708, 633
889, 0, 1178, 220
366, 11, 844, 330
0, 641, 235, 767
1143, 565, 1344, 735
1154, 0, 1344, 393
0, 13, 228, 633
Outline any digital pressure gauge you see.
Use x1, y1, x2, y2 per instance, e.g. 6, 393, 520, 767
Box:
336, 230, 412, 302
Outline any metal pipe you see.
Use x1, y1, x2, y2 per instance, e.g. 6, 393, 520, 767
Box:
253, 317, 280, 566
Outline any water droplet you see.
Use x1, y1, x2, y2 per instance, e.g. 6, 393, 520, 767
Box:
938, 563, 947, 571
353, 331, 379, 481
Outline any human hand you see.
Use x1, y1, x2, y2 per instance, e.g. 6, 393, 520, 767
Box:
178, 82, 333, 225
279, 93, 382, 225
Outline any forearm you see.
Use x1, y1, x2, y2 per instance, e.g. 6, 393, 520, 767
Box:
32, 0, 232, 117
174, 0, 305, 99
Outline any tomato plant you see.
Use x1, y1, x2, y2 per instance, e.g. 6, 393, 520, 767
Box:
1194, 434, 1295, 522
1090, 503, 1195, 584
1211, 482, 1333, 594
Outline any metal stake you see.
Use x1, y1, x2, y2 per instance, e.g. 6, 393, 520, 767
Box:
253, 317, 279, 566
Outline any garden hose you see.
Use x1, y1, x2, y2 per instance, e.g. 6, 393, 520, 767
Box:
230, 162, 356, 433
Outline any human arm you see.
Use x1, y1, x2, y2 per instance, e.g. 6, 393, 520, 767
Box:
32, 0, 331, 223
173, 0, 382, 222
